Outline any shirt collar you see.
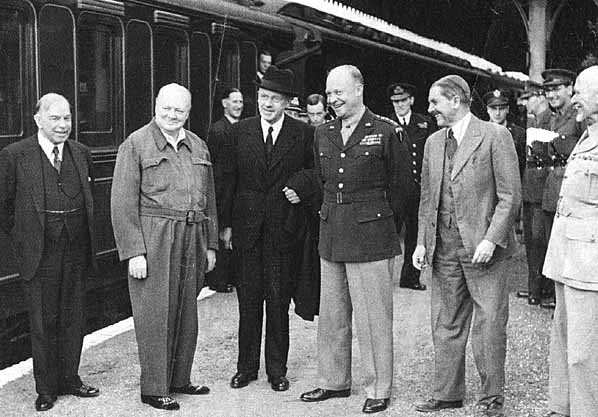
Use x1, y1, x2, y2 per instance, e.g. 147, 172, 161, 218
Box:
450, 111, 472, 145
158, 127, 188, 151
261, 114, 285, 142
224, 114, 238, 125
37, 132, 65, 160
398, 111, 412, 125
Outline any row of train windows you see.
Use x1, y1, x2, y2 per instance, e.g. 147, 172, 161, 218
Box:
0, 4, 257, 145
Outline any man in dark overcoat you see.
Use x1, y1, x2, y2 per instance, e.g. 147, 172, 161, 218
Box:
388, 82, 436, 291
0, 93, 99, 412
413, 75, 521, 417
205, 87, 244, 293
300, 65, 411, 414
220, 66, 315, 392
111, 83, 217, 411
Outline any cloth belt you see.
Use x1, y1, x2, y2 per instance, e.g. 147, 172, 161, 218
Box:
43, 207, 83, 215
140, 206, 207, 224
526, 156, 567, 169
323, 189, 387, 204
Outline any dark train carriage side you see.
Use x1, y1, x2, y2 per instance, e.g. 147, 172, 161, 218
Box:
0, 0, 295, 369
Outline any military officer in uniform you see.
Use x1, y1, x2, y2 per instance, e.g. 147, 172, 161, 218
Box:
387, 83, 435, 291
300, 65, 411, 414
537, 68, 584, 309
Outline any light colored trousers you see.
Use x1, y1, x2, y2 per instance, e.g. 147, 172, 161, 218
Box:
317, 257, 394, 399
549, 281, 598, 417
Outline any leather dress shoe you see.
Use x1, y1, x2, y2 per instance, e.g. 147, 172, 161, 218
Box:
363, 398, 390, 413
141, 395, 180, 410
415, 398, 463, 412
210, 284, 234, 293
516, 290, 530, 298
528, 296, 541, 305
35, 394, 56, 412
171, 383, 210, 395
475, 397, 504, 416
59, 383, 100, 397
541, 300, 556, 309
230, 371, 258, 388
400, 283, 427, 291
268, 375, 289, 391
300, 387, 351, 402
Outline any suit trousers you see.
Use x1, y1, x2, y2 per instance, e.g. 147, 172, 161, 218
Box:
431, 222, 508, 402
549, 282, 598, 417
522, 202, 551, 298
206, 239, 235, 289
235, 231, 293, 377
400, 194, 422, 287
24, 231, 88, 395
542, 210, 556, 298
317, 258, 394, 399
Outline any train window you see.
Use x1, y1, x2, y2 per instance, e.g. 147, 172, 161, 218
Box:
190, 32, 211, 139
211, 39, 239, 122
154, 27, 189, 92
0, 4, 33, 138
126, 20, 152, 136
240, 41, 257, 117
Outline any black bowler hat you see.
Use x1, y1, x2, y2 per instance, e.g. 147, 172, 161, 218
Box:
387, 83, 416, 101
542, 68, 576, 87
254, 65, 296, 96
483, 89, 509, 107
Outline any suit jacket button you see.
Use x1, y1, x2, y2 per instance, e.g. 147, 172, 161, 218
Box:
340, 152, 346, 158
338, 183, 344, 189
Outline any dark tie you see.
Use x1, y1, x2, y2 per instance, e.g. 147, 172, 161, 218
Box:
52, 146, 61, 172
265, 126, 274, 159
446, 128, 457, 160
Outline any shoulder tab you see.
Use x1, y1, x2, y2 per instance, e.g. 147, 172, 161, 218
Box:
374, 114, 399, 127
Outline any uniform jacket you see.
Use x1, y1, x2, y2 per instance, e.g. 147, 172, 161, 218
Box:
315, 108, 411, 262
507, 122, 526, 178
111, 120, 218, 262
417, 115, 521, 262
206, 116, 233, 221
220, 115, 315, 251
543, 129, 598, 291
536, 104, 583, 211
522, 109, 551, 203
0, 136, 95, 281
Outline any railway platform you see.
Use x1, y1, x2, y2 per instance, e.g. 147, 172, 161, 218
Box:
0, 248, 553, 417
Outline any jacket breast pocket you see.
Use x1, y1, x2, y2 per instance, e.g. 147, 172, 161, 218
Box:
192, 156, 212, 193
565, 221, 598, 243
141, 156, 170, 194
318, 150, 333, 181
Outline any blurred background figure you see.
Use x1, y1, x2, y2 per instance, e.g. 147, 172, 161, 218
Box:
306, 93, 328, 126
285, 96, 304, 120
256, 50, 272, 82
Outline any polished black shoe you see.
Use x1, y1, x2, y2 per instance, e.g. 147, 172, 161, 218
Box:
541, 300, 556, 309
300, 387, 351, 402
475, 397, 504, 416
230, 371, 258, 388
35, 394, 56, 412
516, 290, 530, 298
400, 283, 427, 291
59, 383, 100, 397
363, 398, 389, 413
171, 383, 210, 395
528, 296, 541, 305
141, 395, 180, 410
415, 398, 463, 412
268, 375, 289, 392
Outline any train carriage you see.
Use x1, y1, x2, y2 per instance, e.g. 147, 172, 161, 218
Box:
0, 0, 525, 369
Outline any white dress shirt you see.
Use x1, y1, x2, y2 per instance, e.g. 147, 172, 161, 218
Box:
450, 112, 472, 147
159, 127, 186, 152
37, 133, 64, 165
398, 111, 412, 126
261, 115, 285, 145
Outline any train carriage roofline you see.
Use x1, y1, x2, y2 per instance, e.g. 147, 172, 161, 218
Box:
272, 0, 528, 84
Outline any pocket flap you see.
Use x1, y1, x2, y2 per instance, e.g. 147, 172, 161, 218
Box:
356, 204, 393, 223
192, 156, 212, 166
141, 156, 168, 169
566, 221, 598, 242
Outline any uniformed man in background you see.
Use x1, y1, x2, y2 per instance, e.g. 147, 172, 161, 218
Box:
387, 83, 435, 291
300, 65, 411, 414
537, 68, 584, 309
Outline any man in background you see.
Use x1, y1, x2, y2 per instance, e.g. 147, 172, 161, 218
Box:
306, 93, 328, 126
256, 50, 272, 82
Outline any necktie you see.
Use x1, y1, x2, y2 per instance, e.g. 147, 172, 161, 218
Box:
401, 118, 406, 126
52, 146, 61, 172
446, 128, 457, 160
265, 126, 274, 159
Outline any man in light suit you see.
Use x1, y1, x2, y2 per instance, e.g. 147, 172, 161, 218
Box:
412, 75, 521, 416
0, 93, 99, 412
542, 65, 598, 417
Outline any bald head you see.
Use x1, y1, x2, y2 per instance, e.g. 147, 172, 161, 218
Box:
34, 93, 72, 144
155, 83, 192, 136
326, 65, 365, 120
572, 66, 598, 125
36, 93, 70, 116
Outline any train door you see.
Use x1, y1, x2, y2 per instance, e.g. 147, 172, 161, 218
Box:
125, 19, 153, 136
190, 31, 211, 139
211, 37, 239, 123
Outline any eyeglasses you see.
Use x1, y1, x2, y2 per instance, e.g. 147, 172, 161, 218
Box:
258, 94, 284, 104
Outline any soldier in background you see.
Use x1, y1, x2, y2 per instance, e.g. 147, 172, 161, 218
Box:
537, 69, 584, 309
387, 82, 435, 291
306, 94, 329, 127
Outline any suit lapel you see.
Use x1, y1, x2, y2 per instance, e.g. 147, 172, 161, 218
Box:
19, 137, 45, 226
66, 141, 93, 216
246, 119, 267, 172
269, 117, 297, 170
572, 129, 598, 154
323, 119, 344, 150
430, 131, 446, 206
451, 116, 483, 181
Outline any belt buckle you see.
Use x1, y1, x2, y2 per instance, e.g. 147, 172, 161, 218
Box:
186, 210, 196, 224
336, 192, 343, 204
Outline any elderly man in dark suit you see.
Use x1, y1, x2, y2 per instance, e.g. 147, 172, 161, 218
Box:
111, 83, 217, 411
221, 66, 315, 392
388, 82, 436, 291
0, 93, 99, 412
205, 87, 244, 293
413, 75, 521, 417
